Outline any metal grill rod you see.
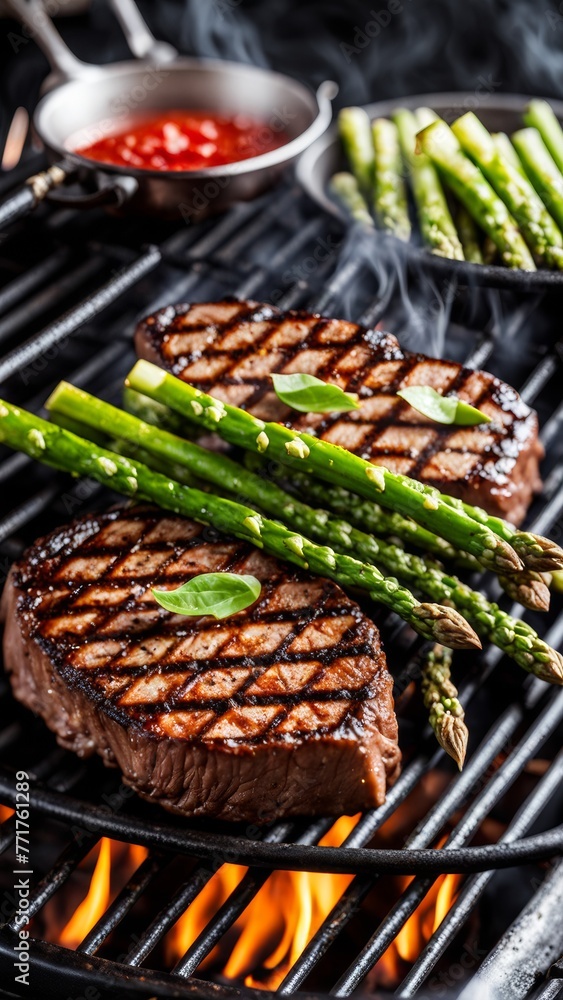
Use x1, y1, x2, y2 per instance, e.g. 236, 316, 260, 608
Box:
330, 682, 563, 995
398, 749, 563, 995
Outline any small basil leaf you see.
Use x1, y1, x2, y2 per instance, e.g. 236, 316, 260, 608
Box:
152, 573, 261, 620
272, 373, 360, 414
397, 386, 492, 426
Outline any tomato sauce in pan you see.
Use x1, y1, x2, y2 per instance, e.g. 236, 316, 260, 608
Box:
73, 111, 289, 171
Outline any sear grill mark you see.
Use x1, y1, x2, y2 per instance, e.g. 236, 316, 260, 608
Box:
136, 299, 544, 525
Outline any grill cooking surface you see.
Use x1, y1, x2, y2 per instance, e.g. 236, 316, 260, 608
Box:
1, 160, 563, 1000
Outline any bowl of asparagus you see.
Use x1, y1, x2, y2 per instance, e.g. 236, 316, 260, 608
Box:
297, 92, 563, 288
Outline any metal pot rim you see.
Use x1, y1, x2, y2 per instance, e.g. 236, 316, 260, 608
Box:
34, 60, 337, 181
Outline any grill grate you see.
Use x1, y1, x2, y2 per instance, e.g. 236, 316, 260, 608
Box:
0, 158, 563, 1000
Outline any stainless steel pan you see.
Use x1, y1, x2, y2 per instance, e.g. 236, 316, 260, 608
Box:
3, 0, 335, 220
297, 92, 563, 290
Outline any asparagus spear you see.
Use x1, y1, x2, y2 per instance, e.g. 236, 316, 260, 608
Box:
338, 107, 374, 195
492, 132, 527, 177
371, 118, 411, 240
417, 119, 536, 271
421, 645, 468, 768
415, 107, 439, 129
125, 360, 526, 575
524, 99, 563, 173
452, 112, 563, 269
512, 127, 563, 232
456, 205, 484, 263
439, 494, 563, 572
6, 396, 477, 648
46, 385, 562, 680
392, 107, 464, 259
329, 172, 374, 226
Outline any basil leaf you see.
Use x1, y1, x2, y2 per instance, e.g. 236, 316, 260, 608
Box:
272, 373, 360, 413
397, 386, 492, 426
152, 573, 261, 620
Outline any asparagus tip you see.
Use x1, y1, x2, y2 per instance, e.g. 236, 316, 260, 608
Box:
483, 537, 524, 575
498, 571, 551, 612
414, 604, 482, 650
513, 533, 563, 572
544, 650, 563, 686
436, 714, 469, 770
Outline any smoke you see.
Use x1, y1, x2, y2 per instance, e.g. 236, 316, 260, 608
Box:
312, 223, 465, 358
134, 0, 563, 107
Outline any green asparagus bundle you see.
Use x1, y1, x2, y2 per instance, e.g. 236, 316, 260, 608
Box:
524, 99, 563, 173
125, 360, 561, 576
1, 396, 480, 649
417, 119, 536, 271
452, 112, 563, 269
421, 645, 468, 768
244, 456, 477, 567
123, 385, 562, 580
371, 118, 411, 240
338, 107, 375, 195
392, 107, 464, 260
252, 460, 549, 611
46, 384, 562, 682
329, 172, 374, 226
512, 127, 563, 232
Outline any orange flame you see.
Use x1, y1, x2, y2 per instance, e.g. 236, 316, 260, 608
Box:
376, 869, 462, 983
166, 822, 462, 990
60, 839, 148, 949
55, 822, 461, 990
167, 815, 358, 989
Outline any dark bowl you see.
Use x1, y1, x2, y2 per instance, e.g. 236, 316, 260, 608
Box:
297, 92, 563, 291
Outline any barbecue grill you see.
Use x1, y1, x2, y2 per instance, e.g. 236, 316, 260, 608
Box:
1, 131, 563, 1000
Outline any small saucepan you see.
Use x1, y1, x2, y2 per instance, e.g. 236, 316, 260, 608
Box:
3, 0, 336, 220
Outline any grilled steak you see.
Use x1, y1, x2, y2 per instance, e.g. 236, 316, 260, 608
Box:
1, 507, 400, 822
136, 299, 543, 525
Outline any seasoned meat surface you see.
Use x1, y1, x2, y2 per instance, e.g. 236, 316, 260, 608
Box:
1, 507, 400, 822
136, 299, 543, 524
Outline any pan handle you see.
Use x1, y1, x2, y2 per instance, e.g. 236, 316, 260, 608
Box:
107, 0, 178, 63
46, 174, 139, 210
3, 0, 103, 81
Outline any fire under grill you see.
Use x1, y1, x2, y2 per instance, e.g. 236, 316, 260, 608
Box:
1, 158, 563, 1000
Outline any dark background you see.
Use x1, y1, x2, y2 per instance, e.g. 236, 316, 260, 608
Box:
1, 0, 563, 143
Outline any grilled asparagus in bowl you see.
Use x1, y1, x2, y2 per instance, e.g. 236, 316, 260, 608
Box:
332, 100, 563, 271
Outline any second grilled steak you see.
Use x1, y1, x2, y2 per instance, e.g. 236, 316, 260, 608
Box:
135, 299, 543, 525
2, 507, 400, 822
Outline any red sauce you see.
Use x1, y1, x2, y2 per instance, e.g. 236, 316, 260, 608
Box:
73, 111, 289, 172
